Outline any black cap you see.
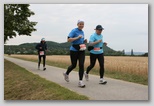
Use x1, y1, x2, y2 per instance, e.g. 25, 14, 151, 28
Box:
95, 25, 104, 30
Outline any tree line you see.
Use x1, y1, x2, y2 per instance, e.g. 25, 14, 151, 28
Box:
4, 41, 148, 56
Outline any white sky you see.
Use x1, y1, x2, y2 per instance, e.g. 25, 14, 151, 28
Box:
5, 4, 148, 52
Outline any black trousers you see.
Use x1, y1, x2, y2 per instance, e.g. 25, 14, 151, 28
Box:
86, 53, 104, 78
38, 55, 46, 67
66, 50, 85, 80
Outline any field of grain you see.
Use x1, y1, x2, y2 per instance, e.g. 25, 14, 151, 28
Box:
10, 55, 148, 77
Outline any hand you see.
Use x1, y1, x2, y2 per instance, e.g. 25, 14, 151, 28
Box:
104, 42, 107, 46
84, 39, 87, 43
78, 35, 82, 39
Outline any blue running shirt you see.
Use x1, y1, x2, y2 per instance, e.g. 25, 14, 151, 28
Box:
89, 32, 104, 54
68, 28, 85, 51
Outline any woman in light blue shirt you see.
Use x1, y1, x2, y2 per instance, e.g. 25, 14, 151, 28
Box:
85, 25, 107, 84
63, 20, 87, 88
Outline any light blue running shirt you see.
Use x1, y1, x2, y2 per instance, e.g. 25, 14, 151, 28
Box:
89, 32, 104, 54
68, 28, 85, 51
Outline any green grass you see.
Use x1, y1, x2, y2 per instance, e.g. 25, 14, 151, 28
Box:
9, 56, 148, 85
104, 70, 148, 85
4, 59, 89, 100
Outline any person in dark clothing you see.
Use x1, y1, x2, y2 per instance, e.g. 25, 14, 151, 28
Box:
35, 38, 47, 71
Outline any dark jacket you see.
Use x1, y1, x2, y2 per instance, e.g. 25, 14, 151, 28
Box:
35, 41, 47, 55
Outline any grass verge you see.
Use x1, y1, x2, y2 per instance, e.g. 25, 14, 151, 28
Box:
4, 59, 89, 100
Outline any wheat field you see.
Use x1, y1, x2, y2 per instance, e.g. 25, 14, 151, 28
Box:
10, 55, 148, 77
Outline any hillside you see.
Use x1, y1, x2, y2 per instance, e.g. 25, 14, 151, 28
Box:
4, 41, 123, 56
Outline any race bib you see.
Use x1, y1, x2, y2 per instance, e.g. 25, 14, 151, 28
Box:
94, 48, 101, 51
40, 51, 44, 55
79, 44, 86, 51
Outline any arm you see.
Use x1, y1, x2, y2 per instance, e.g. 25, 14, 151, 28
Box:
67, 35, 82, 42
89, 35, 101, 46
67, 29, 83, 42
35, 43, 43, 51
89, 39, 102, 46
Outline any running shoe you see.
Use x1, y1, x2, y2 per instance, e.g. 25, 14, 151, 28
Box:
78, 81, 86, 88
63, 72, 69, 82
99, 78, 107, 84
84, 72, 89, 81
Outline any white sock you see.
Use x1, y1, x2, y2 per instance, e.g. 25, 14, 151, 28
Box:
79, 80, 83, 83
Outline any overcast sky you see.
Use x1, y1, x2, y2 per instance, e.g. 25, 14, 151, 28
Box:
5, 4, 148, 52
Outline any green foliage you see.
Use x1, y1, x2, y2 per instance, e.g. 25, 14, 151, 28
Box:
142, 52, 148, 57
4, 4, 37, 43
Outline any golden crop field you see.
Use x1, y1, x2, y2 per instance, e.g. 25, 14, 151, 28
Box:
10, 55, 148, 77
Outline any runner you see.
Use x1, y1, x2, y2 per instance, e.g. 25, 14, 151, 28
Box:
35, 38, 47, 71
85, 25, 107, 84
63, 19, 87, 88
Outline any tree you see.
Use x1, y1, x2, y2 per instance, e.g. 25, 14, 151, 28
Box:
142, 52, 148, 57
131, 49, 134, 56
4, 4, 37, 43
122, 49, 125, 55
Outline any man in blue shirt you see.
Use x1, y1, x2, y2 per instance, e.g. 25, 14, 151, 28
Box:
63, 20, 87, 88
85, 25, 107, 84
